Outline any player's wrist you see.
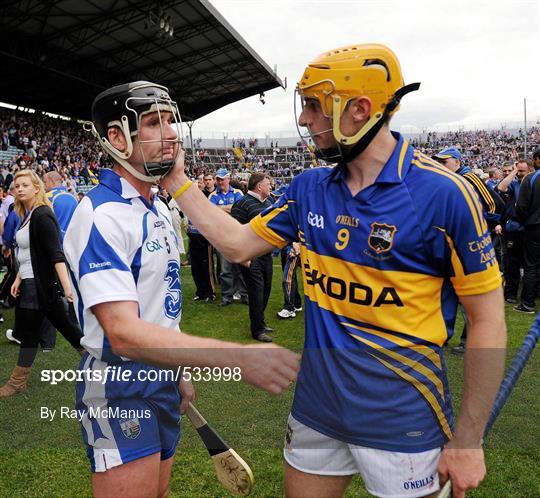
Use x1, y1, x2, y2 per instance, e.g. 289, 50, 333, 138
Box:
172, 179, 193, 200
161, 172, 190, 197
446, 433, 485, 449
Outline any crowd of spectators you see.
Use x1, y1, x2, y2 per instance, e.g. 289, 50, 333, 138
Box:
1, 104, 540, 346
185, 140, 320, 184
413, 127, 540, 170
1, 106, 539, 192
1, 108, 106, 195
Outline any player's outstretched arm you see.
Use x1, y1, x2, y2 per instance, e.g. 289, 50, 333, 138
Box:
160, 150, 275, 263
438, 287, 506, 498
92, 300, 300, 395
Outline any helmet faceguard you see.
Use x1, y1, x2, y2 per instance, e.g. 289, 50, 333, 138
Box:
295, 44, 420, 163
88, 81, 183, 183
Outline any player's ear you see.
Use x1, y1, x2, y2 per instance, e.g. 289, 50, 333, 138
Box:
108, 126, 127, 153
348, 97, 372, 123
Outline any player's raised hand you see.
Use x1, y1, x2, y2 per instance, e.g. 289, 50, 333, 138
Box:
161, 147, 187, 192
238, 344, 300, 395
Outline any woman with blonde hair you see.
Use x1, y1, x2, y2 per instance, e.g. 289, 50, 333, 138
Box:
0, 169, 82, 398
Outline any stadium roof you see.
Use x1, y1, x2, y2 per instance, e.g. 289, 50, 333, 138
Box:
0, 0, 285, 122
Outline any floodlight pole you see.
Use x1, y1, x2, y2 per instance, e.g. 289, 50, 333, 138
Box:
524, 98, 528, 158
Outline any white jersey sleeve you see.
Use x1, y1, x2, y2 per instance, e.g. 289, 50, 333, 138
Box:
66, 195, 138, 309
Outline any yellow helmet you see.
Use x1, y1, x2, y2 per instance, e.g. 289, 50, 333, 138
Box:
296, 43, 419, 160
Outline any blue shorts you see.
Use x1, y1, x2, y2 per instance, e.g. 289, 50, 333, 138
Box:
76, 354, 181, 472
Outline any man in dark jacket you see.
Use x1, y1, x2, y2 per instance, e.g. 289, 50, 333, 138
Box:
514, 149, 540, 312
497, 159, 533, 306
231, 173, 274, 342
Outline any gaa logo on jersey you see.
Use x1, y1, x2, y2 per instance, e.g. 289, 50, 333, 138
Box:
119, 417, 141, 439
145, 239, 164, 252
307, 211, 324, 229
368, 223, 397, 253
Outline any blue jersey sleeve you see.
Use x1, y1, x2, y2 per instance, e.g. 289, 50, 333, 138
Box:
433, 180, 501, 295
3, 211, 20, 247
233, 189, 244, 203
53, 193, 78, 240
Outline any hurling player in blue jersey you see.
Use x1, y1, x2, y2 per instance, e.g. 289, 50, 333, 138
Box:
64, 82, 299, 498
165, 45, 507, 498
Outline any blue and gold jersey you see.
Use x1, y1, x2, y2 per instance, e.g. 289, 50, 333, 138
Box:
208, 186, 243, 206
250, 133, 501, 452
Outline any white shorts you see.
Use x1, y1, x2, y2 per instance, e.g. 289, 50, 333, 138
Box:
284, 415, 441, 498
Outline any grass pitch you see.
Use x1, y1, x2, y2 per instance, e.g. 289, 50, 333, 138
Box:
0, 263, 538, 497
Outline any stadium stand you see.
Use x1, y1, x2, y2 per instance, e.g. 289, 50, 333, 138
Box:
1, 105, 539, 188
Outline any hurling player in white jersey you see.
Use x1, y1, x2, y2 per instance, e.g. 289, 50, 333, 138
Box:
64, 82, 299, 498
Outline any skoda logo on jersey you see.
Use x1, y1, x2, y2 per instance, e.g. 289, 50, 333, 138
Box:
368, 223, 397, 253
164, 260, 182, 319
146, 239, 163, 252
307, 211, 325, 229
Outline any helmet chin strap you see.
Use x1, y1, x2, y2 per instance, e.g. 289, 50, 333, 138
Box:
315, 146, 341, 161
341, 83, 420, 162
115, 157, 163, 183
318, 83, 421, 164
310, 128, 342, 161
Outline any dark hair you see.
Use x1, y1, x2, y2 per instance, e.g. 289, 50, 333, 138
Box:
533, 147, 540, 160
248, 173, 269, 191
517, 158, 532, 168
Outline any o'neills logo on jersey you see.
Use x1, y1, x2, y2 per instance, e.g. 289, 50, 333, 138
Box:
89, 261, 111, 269
335, 214, 359, 228
368, 223, 397, 253
403, 475, 434, 491
307, 211, 324, 229
304, 260, 403, 307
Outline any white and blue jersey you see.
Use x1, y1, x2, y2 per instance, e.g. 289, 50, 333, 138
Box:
64, 169, 183, 472
64, 169, 182, 362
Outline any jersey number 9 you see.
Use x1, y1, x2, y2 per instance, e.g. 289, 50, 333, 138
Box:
335, 228, 350, 250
